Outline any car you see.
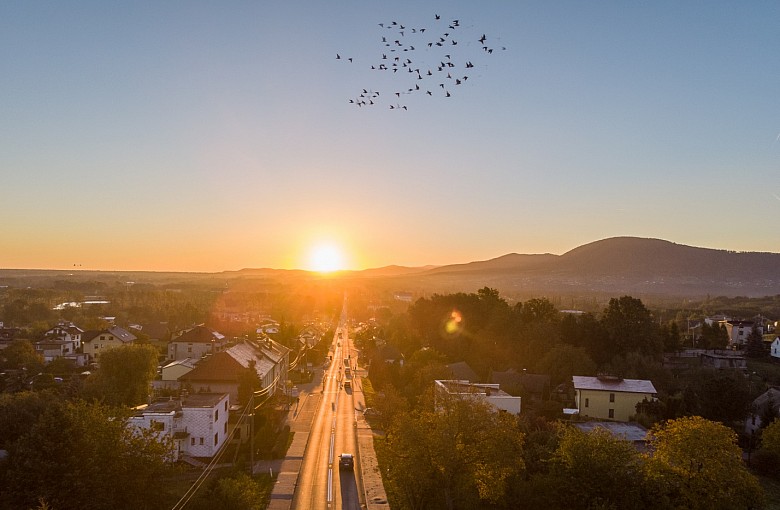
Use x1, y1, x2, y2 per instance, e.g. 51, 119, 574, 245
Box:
362, 407, 379, 417
339, 453, 354, 470
344, 380, 351, 390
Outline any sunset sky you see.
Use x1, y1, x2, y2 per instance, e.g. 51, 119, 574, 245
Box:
2, 1, 779, 272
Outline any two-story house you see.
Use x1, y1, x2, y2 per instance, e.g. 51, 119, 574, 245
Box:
43, 322, 84, 350
167, 325, 227, 361
722, 320, 761, 347
573, 375, 657, 422
178, 338, 290, 403
82, 326, 136, 362
128, 393, 230, 461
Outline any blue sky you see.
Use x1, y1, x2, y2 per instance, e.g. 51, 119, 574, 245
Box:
1, 1, 779, 271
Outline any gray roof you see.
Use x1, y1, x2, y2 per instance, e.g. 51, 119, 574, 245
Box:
574, 421, 648, 442
572, 375, 656, 394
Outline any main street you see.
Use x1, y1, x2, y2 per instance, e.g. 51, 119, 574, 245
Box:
291, 307, 362, 510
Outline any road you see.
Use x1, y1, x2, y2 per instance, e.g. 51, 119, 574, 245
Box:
291, 307, 362, 510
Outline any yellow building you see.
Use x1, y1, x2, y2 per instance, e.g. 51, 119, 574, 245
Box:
573, 375, 656, 422
82, 326, 136, 362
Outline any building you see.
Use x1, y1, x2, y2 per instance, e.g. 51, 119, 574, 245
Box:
746, 387, 780, 434
491, 369, 551, 401
82, 326, 136, 362
574, 421, 649, 451
43, 322, 84, 350
128, 393, 230, 461
167, 325, 227, 361
722, 320, 761, 347
161, 358, 198, 381
770, 337, 780, 360
699, 350, 747, 371
435, 379, 521, 414
573, 375, 657, 422
178, 339, 289, 403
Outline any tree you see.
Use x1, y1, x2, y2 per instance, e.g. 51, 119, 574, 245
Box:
544, 425, 645, 510
601, 296, 662, 356
188, 471, 269, 510
643, 416, 764, 510
535, 344, 596, 386
0, 339, 43, 372
1, 400, 175, 510
660, 321, 682, 352
383, 395, 524, 510
81, 344, 158, 406
745, 327, 766, 358
760, 417, 780, 456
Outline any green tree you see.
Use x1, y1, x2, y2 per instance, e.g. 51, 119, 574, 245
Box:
544, 425, 645, 510
384, 394, 524, 510
760, 417, 780, 456
1, 400, 175, 510
744, 327, 766, 358
535, 344, 596, 386
643, 416, 764, 510
81, 344, 158, 406
601, 296, 661, 356
0, 339, 43, 372
188, 471, 269, 510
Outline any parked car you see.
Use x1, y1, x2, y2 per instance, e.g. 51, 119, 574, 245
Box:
339, 453, 354, 470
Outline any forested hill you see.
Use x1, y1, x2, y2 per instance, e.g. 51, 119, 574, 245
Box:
405, 237, 780, 297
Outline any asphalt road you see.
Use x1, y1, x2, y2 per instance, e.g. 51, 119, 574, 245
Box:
291, 308, 362, 509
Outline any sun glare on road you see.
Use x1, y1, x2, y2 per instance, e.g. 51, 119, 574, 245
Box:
307, 243, 346, 273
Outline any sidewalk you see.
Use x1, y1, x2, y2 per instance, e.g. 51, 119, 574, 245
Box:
262, 373, 322, 510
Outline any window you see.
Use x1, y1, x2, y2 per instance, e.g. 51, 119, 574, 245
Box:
584, 398, 589, 408
199, 437, 204, 445
191, 438, 195, 446
225, 401, 228, 411
214, 433, 218, 446
609, 393, 615, 403
100, 336, 105, 341
608, 409, 615, 419
224, 422, 228, 434
214, 409, 219, 422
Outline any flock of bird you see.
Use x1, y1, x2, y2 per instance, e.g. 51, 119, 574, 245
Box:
336, 14, 505, 110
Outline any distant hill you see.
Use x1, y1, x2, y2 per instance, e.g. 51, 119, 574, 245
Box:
405, 237, 780, 297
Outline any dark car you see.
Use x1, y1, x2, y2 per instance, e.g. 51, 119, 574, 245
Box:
339, 453, 354, 470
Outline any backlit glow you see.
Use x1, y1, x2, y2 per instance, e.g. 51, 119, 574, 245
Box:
307, 243, 346, 273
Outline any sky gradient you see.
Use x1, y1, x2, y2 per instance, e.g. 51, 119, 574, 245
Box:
2, 1, 779, 272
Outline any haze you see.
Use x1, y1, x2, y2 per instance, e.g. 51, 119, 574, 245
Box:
2, 1, 779, 272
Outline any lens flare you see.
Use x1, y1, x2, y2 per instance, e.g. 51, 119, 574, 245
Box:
443, 310, 464, 337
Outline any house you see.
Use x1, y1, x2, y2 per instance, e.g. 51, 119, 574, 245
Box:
699, 350, 747, 371
721, 320, 761, 347
167, 325, 227, 361
573, 375, 657, 422
771, 337, 780, 360
82, 326, 136, 362
447, 361, 479, 382
178, 339, 290, 403
35, 338, 76, 363
745, 387, 780, 434
435, 379, 521, 414
128, 393, 230, 461
129, 322, 170, 343
491, 369, 551, 401
161, 358, 198, 381
379, 344, 404, 365
43, 322, 84, 350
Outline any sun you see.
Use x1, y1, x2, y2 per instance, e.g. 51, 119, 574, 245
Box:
306, 243, 346, 273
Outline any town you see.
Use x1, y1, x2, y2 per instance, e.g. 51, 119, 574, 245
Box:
1, 274, 779, 509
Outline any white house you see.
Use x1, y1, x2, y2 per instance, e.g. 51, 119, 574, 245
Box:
43, 322, 84, 350
128, 393, 230, 461
434, 379, 521, 414
721, 320, 761, 347
771, 337, 780, 360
